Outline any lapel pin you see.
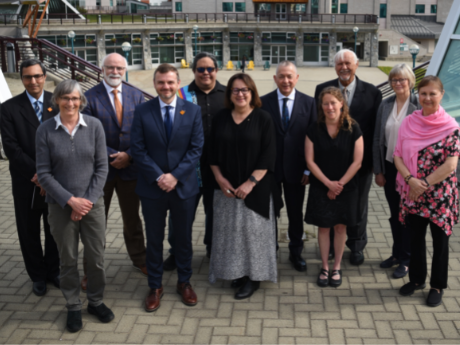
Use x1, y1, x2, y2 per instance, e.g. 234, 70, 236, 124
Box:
47, 107, 53, 112
180, 110, 185, 115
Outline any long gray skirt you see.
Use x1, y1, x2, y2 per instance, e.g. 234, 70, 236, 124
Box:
209, 190, 277, 284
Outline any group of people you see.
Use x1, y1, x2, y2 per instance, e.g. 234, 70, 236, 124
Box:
0, 48, 458, 333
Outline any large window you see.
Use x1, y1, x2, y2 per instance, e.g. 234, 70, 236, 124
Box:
175, 1, 182, 12
230, 32, 254, 61
150, 32, 184, 65
340, 4, 348, 14
303, 32, 329, 64
415, 5, 425, 14
191, 32, 223, 59
438, 40, 460, 120
380, 4, 387, 18
235, 2, 245, 12
431, 5, 437, 14
311, 0, 318, 15
291, 4, 306, 13
331, 0, 338, 14
257, 3, 271, 12
222, 2, 233, 12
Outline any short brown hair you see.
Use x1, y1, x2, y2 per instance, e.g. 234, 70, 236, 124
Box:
418, 75, 444, 93
154, 63, 180, 81
317, 87, 355, 137
224, 73, 262, 109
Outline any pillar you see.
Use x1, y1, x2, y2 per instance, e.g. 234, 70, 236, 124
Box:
364, 32, 371, 62
143, 30, 152, 70
96, 30, 105, 68
328, 31, 337, 67
185, 28, 194, 65
295, 30, 303, 67
370, 31, 379, 67
222, 28, 230, 65
254, 29, 262, 67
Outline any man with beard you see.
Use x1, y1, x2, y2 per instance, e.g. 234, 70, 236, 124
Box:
83, 53, 147, 290
314, 49, 382, 266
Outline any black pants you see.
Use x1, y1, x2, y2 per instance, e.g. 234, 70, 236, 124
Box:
13, 195, 60, 282
277, 181, 306, 255
408, 214, 450, 290
383, 159, 411, 264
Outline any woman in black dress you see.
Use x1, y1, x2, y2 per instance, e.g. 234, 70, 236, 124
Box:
305, 87, 363, 288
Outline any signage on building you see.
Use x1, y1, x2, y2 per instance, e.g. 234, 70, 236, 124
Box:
400, 38, 404, 44
400, 43, 408, 52
390, 45, 399, 55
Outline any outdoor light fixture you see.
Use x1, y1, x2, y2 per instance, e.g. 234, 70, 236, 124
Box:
121, 41, 132, 82
353, 27, 359, 54
409, 44, 420, 68
67, 30, 75, 55
193, 25, 199, 57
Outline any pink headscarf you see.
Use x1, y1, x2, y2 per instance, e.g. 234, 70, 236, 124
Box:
394, 105, 459, 202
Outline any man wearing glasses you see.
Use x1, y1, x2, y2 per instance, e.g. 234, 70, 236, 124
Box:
0, 59, 60, 296
83, 53, 147, 290
163, 52, 226, 269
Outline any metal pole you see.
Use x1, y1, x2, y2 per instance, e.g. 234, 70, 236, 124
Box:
194, 28, 197, 57
412, 54, 416, 69
71, 38, 74, 55
125, 52, 129, 82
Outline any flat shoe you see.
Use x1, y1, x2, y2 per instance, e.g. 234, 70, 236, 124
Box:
66, 310, 82, 333
380, 256, 399, 269
426, 289, 444, 307
317, 268, 329, 288
87, 303, 115, 323
329, 269, 342, 288
392, 264, 408, 279
399, 282, 426, 296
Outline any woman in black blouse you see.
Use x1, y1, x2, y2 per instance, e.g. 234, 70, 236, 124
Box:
305, 87, 363, 288
208, 73, 281, 300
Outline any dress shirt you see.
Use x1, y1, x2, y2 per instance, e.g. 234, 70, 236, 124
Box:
277, 88, 295, 120
26, 90, 44, 121
385, 97, 409, 163
54, 113, 88, 137
159, 96, 177, 124
102, 79, 123, 111
338, 77, 357, 107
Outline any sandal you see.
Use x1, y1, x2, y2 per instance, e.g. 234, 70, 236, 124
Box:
317, 268, 329, 288
329, 269, 342, 288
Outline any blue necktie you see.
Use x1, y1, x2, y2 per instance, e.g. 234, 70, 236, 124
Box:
34, 101, 42, 123
282, 98, 289, 131
164, 105, 172, 142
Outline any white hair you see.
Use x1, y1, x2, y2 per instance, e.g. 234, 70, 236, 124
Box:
334, 49, 359, 65
101, 52, 128, 68
276, 60, 298, 75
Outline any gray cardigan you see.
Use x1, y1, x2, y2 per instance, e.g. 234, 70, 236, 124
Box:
36, 114, 108, 208
373, 93, 421, 175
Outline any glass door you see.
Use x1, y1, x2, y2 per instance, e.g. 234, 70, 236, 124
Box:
275, 4, 287, 20
271, 45, 286, 64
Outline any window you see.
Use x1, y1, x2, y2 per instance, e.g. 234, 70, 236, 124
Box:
303, 33, 329, 63
431, 5, 437, 14
311, 0, 318, 15
380, 4, 387, 18
150, 33, 184, 64
235, 2, 245, 12
291, 4, 305, 13
175, 1, 182, 12
257, 3, 271, 12
415, 5, 425, 14
109, 0, 113, 6
331, 0, 338, 14
222, 2, 233, 12
438, 40, 460, 120
340, 4, 348, 14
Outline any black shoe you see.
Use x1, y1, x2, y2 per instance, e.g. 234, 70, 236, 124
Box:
317, 268, 329, 288
426, 289, 444, 307
87, 303, 115, 323
231, 277, 246, 288
329, 269, 342, 288
50, 276, 60, 289
289, 253, 307, 272
392, 264, 408, 279
380, 256, 399, 269
399, 282, 426, 296
66, 310, 82, 333
33, 281, 47, 296
163, 254, 177, 271
349, 251, 364, 266
234, 279, 260, 300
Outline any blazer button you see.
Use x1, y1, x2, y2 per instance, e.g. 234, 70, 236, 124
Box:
119, 134, 123, 137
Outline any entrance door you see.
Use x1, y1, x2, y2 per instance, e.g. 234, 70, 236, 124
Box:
275, 4, 287, 20
336, 42, 343, 52
271, 45, 286, 64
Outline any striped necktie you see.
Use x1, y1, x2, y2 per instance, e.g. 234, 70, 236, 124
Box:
34, 101, 42, 123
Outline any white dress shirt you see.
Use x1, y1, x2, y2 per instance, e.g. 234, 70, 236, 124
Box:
159, 96, 177, 124
277, 88, 296, 120
385, 97, 410, 163
102, 79, 123, 111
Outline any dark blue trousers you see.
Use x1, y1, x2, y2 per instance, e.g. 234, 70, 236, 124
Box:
141, 191, 196, 290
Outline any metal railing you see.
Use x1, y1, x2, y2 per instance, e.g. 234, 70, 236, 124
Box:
0, 12, 379, 26
0, 36, 154, 101
376, 61, 430, 99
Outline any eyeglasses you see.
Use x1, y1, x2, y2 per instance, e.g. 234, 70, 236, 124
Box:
22, 74, 45, 81
390, 78, 407, 84
60, 97, 81, 103
231, 88, 250, 95
196, 67, 215, 73
104, 66, 126, 72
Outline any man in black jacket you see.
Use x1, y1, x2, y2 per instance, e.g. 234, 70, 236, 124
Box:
261, 61, 317, 272
314, 50, 382, 266
0, 59, 60, 295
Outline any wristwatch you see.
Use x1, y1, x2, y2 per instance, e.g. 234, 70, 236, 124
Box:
249, 175, 259, 185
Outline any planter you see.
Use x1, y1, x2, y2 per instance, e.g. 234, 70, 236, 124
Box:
133, 38, 142, 44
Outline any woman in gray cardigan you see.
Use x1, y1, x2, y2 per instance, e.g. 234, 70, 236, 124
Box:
373, 64, 421, 279
36, 80, 112, 333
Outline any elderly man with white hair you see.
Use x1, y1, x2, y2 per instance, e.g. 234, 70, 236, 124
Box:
314, 49, 382, 266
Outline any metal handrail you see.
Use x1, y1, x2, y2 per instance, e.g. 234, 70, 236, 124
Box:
0, 36, 154, 101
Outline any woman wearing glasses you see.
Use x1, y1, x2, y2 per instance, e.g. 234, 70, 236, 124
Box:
373, 64, 420, 279
36, 80, 112, 332
208, 73, 281, 299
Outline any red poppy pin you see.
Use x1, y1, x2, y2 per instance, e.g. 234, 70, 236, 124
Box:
180, 110, 185, 115
47, 107, 53, 112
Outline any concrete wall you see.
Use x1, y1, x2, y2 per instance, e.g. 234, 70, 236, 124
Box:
378, 29, 428, 59
437, 0, 454, 23
347, 0, 379, 15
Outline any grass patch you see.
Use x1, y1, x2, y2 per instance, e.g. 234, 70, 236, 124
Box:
378, 66, 392, 75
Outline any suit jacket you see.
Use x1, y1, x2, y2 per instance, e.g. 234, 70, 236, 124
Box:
261, 89, 317, 184
83, 82, 144, 181
314, 76, 382, 171
0, 91, 58, 196
373, 93, 420, 175
130, 96, 204, 200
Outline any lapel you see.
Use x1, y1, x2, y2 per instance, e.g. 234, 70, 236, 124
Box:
381, 95, 396, 126
96, 83, 119, 128
150, 98, 167, 143
169, 97, 185, 144
269, 91, 284, 135
349, 77, 364, 113
42, 91, 56, 122
18, 91, 40, 129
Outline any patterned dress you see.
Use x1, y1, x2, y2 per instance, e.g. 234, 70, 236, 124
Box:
399, 130, 460, 236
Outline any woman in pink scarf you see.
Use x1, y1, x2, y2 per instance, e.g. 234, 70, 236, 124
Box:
394, 76, 459, 308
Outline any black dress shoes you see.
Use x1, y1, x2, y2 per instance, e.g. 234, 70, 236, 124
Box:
399, 282, 426, 296
231, 277, 246, 288
163, 254, 177, 271
88, 303, 115, 323
234, 279, 260, 300
66, 310, 82, 333
289, 253, 307, 272
33, 281, 47, 296
349, 251, 364, 266
426, 289, 444, 307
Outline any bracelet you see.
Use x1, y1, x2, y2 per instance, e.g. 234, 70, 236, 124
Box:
422, 177, 430, 187
404, 174, 413, 183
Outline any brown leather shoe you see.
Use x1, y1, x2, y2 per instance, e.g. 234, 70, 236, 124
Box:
81, 275, 88, 292
176, 283, 197, 306
133, 264, 148, 277
144, 287, 163, 312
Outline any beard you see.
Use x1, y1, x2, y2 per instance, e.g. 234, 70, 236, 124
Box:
104, 73, 123, 87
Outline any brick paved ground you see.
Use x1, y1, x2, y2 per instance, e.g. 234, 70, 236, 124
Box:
1, 157, 460, 344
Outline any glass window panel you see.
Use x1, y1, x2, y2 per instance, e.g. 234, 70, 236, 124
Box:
57, 35, 67, 47
295, 4, 306, 13
175, 1, 182, 12
150, 33, 159, 45
235, 3, 245, 12
321, 33, 329, 44
415, 5, 425, 14
304, 33, 320, 44
272, 32, 287, 44
331, 0, 338, 14
222, 2, 233, 12
159, 46, 175, 63
437, 40, 460, 121
73, 35, 85, 47
455, 18, 460, 34
321, 46, 329, 61
257, 3, 271, 12
85, 35, 96, 47
431, 5, 437, 14
304, 45, 319, 62
380, 4, 387, 18
311, 0, 319, 15
340, 4, 348, 14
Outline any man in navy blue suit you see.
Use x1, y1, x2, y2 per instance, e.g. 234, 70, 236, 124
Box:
131, 64, 204, 312
261, 61, 317, 272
